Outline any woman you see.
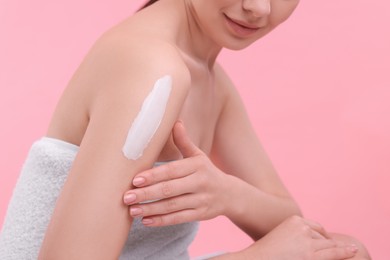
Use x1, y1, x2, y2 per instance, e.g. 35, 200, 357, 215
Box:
0, 0, 369, 259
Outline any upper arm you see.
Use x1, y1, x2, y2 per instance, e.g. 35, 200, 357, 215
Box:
39, 35, 191, 259
211, 65, 292, 198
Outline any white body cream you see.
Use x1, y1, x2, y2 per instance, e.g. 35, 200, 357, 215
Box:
122, 75, 172, 160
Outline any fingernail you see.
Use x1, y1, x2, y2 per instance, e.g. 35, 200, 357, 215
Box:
348, 244, 358, 253
142, 218, 154, 225
133, 177, 145, 186
124, 193, 136, 204
130, 207, 143, 216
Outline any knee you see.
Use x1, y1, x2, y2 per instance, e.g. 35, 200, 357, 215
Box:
329, 233, 371, 260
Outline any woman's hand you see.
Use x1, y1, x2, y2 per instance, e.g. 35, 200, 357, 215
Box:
216, 215, 359, 260
123, 121, 232, 226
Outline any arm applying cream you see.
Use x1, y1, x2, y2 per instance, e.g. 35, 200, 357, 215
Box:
122, 75, 172, 160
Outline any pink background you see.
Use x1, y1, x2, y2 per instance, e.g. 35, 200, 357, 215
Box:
1, 0, 389, 259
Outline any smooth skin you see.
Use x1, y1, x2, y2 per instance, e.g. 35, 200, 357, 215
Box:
39, 0, 370, 259
218, 215, 360, 260
126, 66, 302, 239
40, 40, 193, 258
128, 121, 370, 259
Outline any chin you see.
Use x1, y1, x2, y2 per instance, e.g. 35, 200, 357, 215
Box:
224, 42, 253, 51
222, 39, 257, 51
220, 30, 273, 51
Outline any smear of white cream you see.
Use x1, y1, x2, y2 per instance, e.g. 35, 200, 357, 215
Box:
122, 75, 172, 160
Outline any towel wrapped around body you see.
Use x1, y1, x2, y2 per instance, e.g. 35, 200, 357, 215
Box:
0, 137, 198, 260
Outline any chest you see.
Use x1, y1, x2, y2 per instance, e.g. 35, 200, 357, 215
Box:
157, 74, 222, 161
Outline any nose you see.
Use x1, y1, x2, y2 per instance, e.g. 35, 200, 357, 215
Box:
242, 0, 271, 18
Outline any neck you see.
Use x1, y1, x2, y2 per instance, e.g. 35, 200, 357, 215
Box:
136, 0, 222, 69
175, 0, 222, 69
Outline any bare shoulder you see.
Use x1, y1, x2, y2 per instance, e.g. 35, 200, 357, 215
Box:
213, 62, 235, 92
213, 62, 245, 115
83, 27, 192, 91
84, 29, 192, 121
47, 27, 191, 145
213, 62, 240, 103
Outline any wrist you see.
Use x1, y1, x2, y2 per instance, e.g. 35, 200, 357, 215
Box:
220, 173, 247, 220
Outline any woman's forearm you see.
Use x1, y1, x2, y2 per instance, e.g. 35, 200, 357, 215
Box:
223, 174, 302, 240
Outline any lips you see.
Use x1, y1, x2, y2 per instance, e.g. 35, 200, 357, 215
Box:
226, 15, 260, 30
224, 14, 261, 37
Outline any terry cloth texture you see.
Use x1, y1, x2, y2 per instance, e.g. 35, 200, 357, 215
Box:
0, 137, 198, 260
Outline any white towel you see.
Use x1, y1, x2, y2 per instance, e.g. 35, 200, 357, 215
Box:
0, 137, 198, 259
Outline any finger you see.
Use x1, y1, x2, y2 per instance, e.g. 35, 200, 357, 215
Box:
311, 229, 328, 240
131, 120, 203, 188
141, 209, 199, 227
303, 218, 331, 239
132, 158, 197, 187
172, 121, 203, 158
313, 238, 358, 252
129, 193, 200, 217
124, 175, 197, 205
312, 238, 339, 251
315, 244, 358, 260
